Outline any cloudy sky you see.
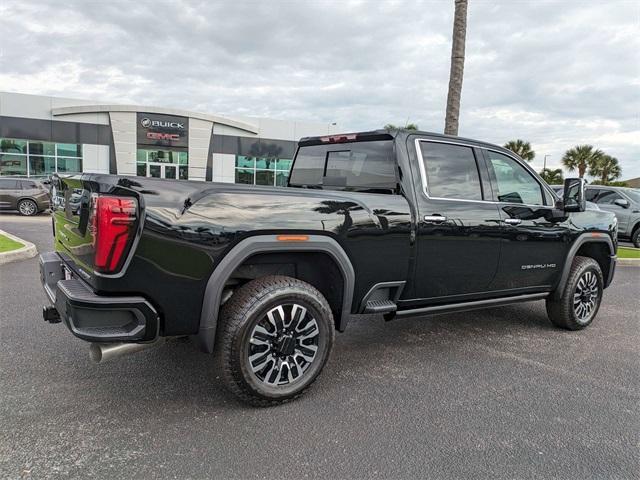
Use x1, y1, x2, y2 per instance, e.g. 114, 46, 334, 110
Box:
1, 0, 638, 178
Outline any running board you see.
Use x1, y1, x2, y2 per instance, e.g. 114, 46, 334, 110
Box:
393, 293, 550, 319
363, 299, 397, 314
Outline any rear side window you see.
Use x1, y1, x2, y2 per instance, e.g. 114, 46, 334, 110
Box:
419, 142, 483, 201
0, 179, 18, 190
19, 180, 37, 189
289, 141, 397, 194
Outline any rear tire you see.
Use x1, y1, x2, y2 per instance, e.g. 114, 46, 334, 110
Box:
215, 275, 335, 406
18, 199, 38, 216
546, 256, 603, 330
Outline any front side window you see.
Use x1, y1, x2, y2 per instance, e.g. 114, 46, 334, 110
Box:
487, 151, 544, 205
594, 190, 622, 205
585, 188, 599, 202
419, 142, 482, 201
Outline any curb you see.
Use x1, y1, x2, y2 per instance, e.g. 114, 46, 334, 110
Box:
618, 258, 640, 267
0, 229, 38, 265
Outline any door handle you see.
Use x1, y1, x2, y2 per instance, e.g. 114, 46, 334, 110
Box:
504, 218, 522, 225
424, 215, 447, 223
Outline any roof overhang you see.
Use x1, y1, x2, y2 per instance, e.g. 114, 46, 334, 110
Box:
51, 104, 259, 134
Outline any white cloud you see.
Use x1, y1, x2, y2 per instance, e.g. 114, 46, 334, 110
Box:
0, 0, 638, 178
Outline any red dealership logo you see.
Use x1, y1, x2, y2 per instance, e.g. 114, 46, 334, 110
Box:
146, 132, 180, 141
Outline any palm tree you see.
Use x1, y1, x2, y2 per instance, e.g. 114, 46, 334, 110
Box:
444, 0, 468, 136
539, 168, 564, 185
561, 145, 604, 179
504, 139, 535, 162
588, 154, 622, 185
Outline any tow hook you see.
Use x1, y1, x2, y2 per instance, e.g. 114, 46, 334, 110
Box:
42, 306, 61, 323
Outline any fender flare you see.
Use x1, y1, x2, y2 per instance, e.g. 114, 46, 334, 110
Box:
554, 233, 615, 299
194, 234, 355, 353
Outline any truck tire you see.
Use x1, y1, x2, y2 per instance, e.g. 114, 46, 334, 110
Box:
546, 256, 603, 330
215, 275, 335, 406
18, 199, 38, 216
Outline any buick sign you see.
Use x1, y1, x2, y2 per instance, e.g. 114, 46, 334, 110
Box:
140, 117, 185, 129
137, 112, 189, 148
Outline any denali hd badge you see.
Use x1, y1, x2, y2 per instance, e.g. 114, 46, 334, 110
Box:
521, 263, 556, 270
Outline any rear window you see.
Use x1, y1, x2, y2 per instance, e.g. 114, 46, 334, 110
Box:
289, 140, 397, 194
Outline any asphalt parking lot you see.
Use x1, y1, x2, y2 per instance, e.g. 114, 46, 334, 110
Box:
1, 213, 638, 479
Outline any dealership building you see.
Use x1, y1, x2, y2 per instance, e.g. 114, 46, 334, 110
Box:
0, 92, 340, 185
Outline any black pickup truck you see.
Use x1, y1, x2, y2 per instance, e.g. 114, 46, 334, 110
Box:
41, 129, 617, 405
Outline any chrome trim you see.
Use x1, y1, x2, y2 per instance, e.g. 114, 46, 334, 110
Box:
424, 215, 447, 223
503, 218, 522, 225
413, 138, 556, 209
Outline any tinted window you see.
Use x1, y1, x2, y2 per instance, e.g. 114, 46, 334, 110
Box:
487, 151, 543, 205
290, 141, 397, 193
19, 181, 37, 189
289, 145, 326, 187
595, 190, 622, 205
324, 141, 396, 193
585, 188, 599, 202
0, 179, 18, 190
419, 142, 482, 200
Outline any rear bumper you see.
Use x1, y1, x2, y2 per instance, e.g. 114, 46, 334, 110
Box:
39, 252, 159, 342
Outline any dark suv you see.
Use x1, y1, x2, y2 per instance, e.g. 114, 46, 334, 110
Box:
0, 178, 50, 215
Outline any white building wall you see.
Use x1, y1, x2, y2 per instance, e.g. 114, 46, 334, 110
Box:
109, 112, 136, 175
81, 144, 110, 174
211, 153, 236, 183
188, 118, 212, 181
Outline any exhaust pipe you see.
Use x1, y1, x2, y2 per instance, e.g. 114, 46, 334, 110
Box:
89, 338, 165, 363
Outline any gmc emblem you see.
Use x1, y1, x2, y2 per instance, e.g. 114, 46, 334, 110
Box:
147, 132, 180, 141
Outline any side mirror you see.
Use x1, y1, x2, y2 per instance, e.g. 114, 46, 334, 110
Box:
614, 198, 630, 208
563, 178, 586, 212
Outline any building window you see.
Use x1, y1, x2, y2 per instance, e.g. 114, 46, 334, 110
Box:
136, 148, 188, 180
0, 138, 83, 177
235, 156, 292, 186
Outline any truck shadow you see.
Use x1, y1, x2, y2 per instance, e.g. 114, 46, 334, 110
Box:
76, 301, 565, 409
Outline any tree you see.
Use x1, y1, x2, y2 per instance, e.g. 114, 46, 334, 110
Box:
384, 123, 419, 131
539, 168, 564, 185
561, 145, 604, 179
444, 0, 468, 136
503, 139, 535, 162
588, 154, 622, 185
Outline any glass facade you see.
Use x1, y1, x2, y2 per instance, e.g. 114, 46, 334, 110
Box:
136, 148, 188, 180
0, 138, 83, 177
235, 156, 292, 186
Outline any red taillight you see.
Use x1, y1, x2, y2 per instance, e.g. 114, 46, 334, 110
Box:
91, 195, 137, 273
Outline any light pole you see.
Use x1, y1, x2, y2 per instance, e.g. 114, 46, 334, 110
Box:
543, 155, 551, 172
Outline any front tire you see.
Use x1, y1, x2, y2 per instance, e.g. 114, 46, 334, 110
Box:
215, 275, 335, 406
18, 199, 38, 216
632, 227, 640, 249
546, 256, 603, 330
